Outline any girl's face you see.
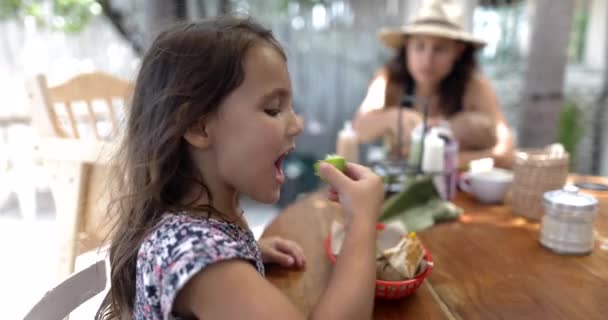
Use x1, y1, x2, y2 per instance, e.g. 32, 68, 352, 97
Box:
406, 35, 464, 88
194, 44, 303, 204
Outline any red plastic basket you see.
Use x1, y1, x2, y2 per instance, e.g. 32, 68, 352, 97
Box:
324, 224, 434, 299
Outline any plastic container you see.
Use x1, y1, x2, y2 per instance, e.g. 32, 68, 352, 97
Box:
421, 131, 445, 173
407, 126, 423, 168
540, 185, 598, 255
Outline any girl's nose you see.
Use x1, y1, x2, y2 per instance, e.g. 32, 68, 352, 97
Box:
288, 112, 304, 137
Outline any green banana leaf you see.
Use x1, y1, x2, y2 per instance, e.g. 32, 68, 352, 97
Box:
379, 175, 462, 232
380, 175, 439, 221
384, 199, 463, 232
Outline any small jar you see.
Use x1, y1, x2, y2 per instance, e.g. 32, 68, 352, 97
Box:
539, 185, 598, 255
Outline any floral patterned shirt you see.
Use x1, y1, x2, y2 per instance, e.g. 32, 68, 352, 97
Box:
133, 213, 264, 320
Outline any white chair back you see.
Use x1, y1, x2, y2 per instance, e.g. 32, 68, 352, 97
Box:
23, 260, 107, 320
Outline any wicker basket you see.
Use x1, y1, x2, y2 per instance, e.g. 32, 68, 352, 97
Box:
510, 148, 569, 220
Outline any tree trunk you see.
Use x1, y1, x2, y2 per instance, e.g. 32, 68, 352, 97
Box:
100, 0, 145, 55
594, 0, 608, 174
518, 0, 575, 148
219, 0, 232, 14
143, 0, 182, 49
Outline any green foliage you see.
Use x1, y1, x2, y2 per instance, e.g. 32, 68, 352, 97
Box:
558, 101, 584, 164
54, 0, 99, 33
0, 0, 24, 20
0, 0, 100, 34
569, 9, 589, 63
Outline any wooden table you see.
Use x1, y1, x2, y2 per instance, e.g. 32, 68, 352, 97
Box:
263, 176, 608, 319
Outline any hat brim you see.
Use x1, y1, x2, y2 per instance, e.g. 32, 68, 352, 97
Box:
379, 25, 486, 49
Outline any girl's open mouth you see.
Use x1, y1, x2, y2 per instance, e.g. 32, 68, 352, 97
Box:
274, 154, 286, 184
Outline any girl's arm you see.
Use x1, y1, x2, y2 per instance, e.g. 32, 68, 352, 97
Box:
459, 74, 515, 168
175, 220, 376, 320
174, 260, 303, 319
308, 217, 377, 320
174, 163, 383, 320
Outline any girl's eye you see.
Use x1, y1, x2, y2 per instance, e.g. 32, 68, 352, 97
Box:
264, 108, 281, 117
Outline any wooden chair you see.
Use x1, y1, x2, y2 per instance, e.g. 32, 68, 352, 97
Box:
26, 72, 132, 280
23, 260, 107, 320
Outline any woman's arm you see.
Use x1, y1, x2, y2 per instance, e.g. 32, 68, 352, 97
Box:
459, 74, 515, 168
353, 70, 421, 145
352, 71, 392, 143
354, 108, 397, 143
448, 111, 497, 150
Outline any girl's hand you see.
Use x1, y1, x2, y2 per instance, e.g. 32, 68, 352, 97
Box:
259, 236, 306, 268
318, 162, 384, 225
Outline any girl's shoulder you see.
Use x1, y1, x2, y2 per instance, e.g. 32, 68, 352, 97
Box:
134, 213, 264, 319
154, 213, 251, 238
141, 214, 256, 254
137, 213, 263, 274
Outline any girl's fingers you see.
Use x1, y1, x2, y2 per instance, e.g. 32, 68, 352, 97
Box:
275, 239, 306, 268
265, 248, 295, 267
342, 163, 375, 180
327, 188, 339, 202
318, 162, 350, 191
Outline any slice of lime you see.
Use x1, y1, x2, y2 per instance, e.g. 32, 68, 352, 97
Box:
314, 154, 346, 176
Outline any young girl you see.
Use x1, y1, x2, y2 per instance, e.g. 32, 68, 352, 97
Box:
96, 17, 385, 320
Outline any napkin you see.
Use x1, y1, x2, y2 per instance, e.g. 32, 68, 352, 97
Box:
330, 221, 405, 256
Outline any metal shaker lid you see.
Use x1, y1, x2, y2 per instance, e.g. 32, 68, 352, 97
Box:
543, 185, 598, 212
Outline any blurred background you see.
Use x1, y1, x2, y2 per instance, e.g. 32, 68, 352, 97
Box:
1, 0, 607, 318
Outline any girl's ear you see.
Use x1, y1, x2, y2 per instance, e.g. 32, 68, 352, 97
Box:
183, 120, 212, 149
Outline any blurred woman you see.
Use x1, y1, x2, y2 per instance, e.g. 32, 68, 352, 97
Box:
353, 0, 514, 168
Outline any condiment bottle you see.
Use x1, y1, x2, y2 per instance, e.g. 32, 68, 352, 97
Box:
421, 130, 445, 173
336, 121, 359, 163
407, 125, 423, 168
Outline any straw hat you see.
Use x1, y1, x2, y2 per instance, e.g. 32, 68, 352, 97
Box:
378, 0, 486, 49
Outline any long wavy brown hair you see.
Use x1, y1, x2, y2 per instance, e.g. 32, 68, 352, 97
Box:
385, 39, 478, 116
96, 17, 285, 319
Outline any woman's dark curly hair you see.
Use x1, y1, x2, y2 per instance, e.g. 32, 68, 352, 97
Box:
385, 39, 478, 116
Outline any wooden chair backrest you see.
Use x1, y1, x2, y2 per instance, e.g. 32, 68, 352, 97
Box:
26, 72, 131, 280
28, 72, 132, 140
